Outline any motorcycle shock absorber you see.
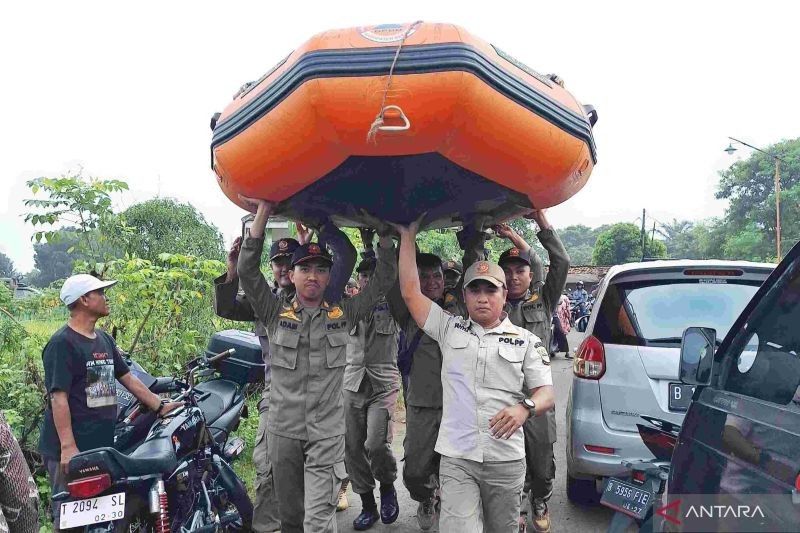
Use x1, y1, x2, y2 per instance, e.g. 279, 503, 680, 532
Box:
149, 479, 170, 533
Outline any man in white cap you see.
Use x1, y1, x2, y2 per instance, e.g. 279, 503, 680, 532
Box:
39, 274, 182, 530
392, 217, 555, 532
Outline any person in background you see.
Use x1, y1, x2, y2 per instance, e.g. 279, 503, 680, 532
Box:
39, 275, 182, 532
554, 293, 572, 359
442, 260, 463, 292
493, 210, 569, 533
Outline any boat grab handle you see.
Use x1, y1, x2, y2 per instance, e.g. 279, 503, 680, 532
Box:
376, 105, 411, 132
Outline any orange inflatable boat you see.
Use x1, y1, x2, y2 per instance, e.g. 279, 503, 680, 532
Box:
211, 22, 597, 228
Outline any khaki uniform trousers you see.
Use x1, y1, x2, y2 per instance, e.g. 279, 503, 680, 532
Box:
522, 409, 557, 505
268, 432, 347, 533
439, 456, 526, 532
402, 405, 442, 502
252, 391, 281, 532
344, 380, 399, 494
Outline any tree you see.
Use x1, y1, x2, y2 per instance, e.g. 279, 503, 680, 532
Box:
592, 223, 667, 266
111, 198, 225, 262
716, 137, 800, 260
0, 252, 16, 278
24, 172, 128, 264
30, 229, 83, 287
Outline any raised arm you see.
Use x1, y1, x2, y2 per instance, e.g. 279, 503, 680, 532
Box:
236, 196, 283, 325
391, 217, 432, 329
531, 210, 570, 313
318, 220, 357, 304
214, 237, 258, 321
344, 228, 397, 325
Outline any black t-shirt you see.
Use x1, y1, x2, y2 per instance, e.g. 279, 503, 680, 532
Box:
38, 326, 130, 459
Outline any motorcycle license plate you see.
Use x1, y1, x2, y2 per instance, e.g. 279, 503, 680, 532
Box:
600, 477, 652, 520
60, 492, 125, 529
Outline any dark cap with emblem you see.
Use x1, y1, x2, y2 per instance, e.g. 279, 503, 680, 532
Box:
291, 242, 333, 267
443, 260, 463, 274
498, 247, 531, 267
269, 238, 300, 261
356, 257, 377, 273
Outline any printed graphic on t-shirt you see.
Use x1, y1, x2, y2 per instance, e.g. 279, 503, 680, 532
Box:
85, 356, 117, 408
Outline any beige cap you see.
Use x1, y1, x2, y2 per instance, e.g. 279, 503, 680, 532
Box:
463, 260, 506, 288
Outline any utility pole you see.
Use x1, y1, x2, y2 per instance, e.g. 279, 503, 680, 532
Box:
641, 209, 646, 261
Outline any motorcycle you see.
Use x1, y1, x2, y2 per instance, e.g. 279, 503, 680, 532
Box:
53, 348, 256, 532
601, 415, 681, 533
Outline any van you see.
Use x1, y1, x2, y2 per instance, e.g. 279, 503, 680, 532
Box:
668, 244, 800, 531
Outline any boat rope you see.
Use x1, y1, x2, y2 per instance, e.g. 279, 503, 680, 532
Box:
366, 20, 422, 144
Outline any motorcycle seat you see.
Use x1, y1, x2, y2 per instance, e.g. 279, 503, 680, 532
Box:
194, 379, 238, 424
71, 437, 178, 478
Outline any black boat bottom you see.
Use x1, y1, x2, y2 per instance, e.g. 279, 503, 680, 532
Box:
274, 152, 533, 229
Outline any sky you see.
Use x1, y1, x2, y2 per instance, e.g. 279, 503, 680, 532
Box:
1, 1, 798, 273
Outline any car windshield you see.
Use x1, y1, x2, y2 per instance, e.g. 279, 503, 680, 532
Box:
594, 279, 762, 347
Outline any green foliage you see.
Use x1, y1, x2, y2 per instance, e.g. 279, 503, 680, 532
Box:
111, 198, 225, 262
592, 223, 667, 266
24, 172, 128, 265
0, 252, 16, 278
29, 229, 82, 287
97, 254, 228, 375
716, 137, 800, 260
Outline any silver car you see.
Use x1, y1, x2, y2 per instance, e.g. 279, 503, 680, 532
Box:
565, 260, 774, 504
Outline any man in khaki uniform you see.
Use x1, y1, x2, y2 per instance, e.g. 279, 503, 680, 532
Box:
392, 217, 555, 532
237, 197, 396, 533
344, 229, 401, 530
214, 235, 299, 533
442, 260, 463, 291
493, 209, 569, 533
387, 252, 462, 530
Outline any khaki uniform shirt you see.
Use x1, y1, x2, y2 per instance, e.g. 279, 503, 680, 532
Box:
504, 229, 570, 349
388, 286, 462, 408
343, 298, 400, 393
422, 304, 552, 462
238, 237, 397, 441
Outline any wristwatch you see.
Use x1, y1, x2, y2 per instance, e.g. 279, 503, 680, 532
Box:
522, 399, 536, 418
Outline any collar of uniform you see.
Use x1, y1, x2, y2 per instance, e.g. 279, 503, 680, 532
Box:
465, 312, 516, 335
289, 296, 333, 312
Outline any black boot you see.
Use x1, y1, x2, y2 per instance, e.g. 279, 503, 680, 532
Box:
353, 492, 379, 531
380, 485, 400, 524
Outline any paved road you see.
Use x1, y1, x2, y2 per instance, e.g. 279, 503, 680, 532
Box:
336, 330, 615, 532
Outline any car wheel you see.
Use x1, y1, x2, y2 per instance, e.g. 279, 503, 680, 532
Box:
566, 473, 599, 506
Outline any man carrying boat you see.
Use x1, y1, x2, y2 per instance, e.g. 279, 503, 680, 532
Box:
343, 228, 402, 530
392, 215, 555, 531
493, 210, 569, 533
236, 196, 396, 533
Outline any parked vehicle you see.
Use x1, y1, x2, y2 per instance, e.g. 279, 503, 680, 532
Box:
54, 348, 258, 532
664, 243, 800, 532
601, 415, 679, 532
565, 260, 774, 505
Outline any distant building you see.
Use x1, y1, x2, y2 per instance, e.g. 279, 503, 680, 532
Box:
542, 265, 611, 294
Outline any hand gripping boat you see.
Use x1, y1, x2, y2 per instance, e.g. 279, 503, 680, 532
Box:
210, 22, 598, 228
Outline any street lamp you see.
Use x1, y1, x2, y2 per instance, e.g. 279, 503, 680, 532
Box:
724, 136, 786, 260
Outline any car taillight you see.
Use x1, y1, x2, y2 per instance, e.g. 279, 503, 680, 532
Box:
633, 470, 647, 483
573, 335, 605, 379
68, 474, 111, 499
584, 444, 615, 455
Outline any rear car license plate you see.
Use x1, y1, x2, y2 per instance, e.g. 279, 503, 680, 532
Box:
600, 477, 652, 520
60, 492, 125, 529
668, 382, 696, 411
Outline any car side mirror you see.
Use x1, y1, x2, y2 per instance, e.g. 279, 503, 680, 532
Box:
576, 315, 589, 333
680, 327, 716, 386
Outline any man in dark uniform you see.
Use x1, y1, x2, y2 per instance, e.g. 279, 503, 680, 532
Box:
442, 260, 463, 291
493, 210, 569, 533
344, 229, 401, 530
236, 196, 396, 533
215, 223, 356, 532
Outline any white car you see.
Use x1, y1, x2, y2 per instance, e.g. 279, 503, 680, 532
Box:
565, 260, 774, 504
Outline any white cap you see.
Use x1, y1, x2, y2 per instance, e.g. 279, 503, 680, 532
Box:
60, 274, 118, 306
